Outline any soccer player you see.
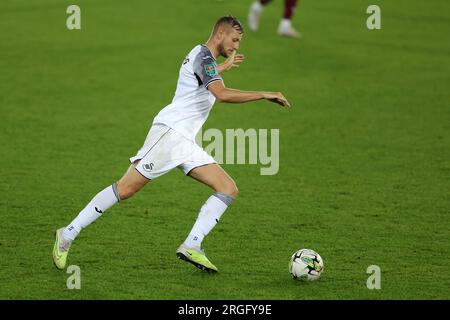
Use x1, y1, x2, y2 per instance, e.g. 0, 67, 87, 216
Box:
248, 0, 301, 38
53, 16, 290, 273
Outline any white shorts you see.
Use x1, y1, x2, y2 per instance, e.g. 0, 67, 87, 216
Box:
129, 123, 216, 180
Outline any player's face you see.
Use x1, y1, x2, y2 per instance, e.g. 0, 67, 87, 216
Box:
218, 27, 242, 58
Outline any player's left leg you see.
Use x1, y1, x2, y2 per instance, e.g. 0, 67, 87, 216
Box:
185, 163, 238, 248
176, 163, 238, 272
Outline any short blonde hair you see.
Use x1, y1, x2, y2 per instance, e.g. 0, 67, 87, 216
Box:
213, 16, 244, 35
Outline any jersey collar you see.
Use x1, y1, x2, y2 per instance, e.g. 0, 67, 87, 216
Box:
201, 44, 217, 61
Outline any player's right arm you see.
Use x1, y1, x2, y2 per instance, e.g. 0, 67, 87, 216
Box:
207, 80, 291, 108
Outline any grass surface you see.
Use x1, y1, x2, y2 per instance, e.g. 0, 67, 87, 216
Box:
0, 0, 449, 299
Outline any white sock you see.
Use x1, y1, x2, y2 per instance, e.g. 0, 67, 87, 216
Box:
279, 18, 292, 29
251, 1, 264, 12
183, 193, 234, 249
62, 184, 120, 241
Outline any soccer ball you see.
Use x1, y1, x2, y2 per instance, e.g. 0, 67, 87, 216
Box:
289, 249, 324, 281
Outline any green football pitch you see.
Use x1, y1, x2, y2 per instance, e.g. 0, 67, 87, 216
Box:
1, 0, 449, 299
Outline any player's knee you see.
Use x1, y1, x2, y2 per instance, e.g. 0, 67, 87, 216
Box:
230, 183, 239, 198
116, 182, 139, 200
230, 186, 238, 199
218, 181, 238, 199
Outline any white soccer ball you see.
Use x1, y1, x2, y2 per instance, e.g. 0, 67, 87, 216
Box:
289, 249, 324, 281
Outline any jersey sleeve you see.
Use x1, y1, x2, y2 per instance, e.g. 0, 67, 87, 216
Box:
192, 51, 223, 89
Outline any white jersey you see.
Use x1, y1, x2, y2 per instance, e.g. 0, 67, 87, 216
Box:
153, 44, 223, 141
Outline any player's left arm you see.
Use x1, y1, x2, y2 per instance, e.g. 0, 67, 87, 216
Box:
217, 51, 245, 74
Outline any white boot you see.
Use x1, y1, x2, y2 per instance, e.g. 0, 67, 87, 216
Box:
248, 1, 264, 32
277, 18, 301, 38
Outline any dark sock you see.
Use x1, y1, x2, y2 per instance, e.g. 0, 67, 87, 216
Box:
283, 0, 298, 19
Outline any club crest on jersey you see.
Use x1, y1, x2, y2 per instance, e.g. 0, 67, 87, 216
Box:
204, 64, 217, 76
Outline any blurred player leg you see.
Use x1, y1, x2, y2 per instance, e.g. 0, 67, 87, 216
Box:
278, 0, 301, 38
248, 0, 273, 32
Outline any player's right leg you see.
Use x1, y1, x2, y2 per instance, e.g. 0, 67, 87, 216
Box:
53, 123, 184, 270
53, 162, 150, 270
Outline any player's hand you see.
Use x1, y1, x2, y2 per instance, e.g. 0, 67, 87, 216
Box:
218, 50, 245, 73
263, 92, 291, 108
